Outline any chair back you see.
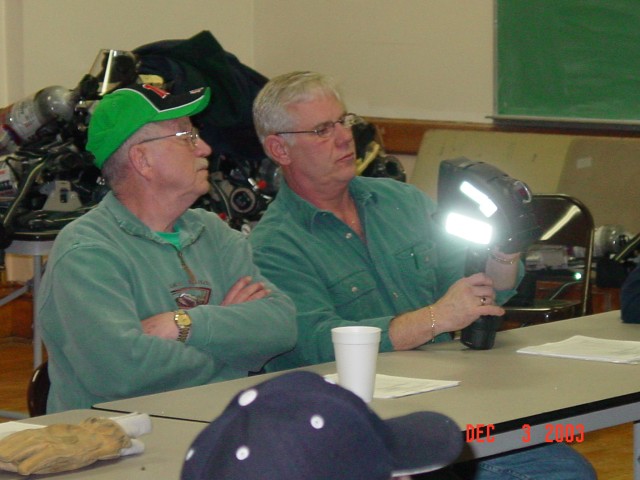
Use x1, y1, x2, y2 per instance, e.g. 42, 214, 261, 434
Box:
528, 194, 595, 316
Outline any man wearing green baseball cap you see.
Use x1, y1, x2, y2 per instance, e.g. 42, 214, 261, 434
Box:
37, 84, 297, 413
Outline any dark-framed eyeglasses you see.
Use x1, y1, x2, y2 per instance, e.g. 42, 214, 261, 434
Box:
136, 127, 200, 148
275, 113, 363, 139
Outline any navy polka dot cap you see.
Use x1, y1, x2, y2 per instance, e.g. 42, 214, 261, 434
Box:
180, 371, 463, 480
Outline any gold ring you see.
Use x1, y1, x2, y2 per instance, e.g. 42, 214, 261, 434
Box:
480, 296, 487, 306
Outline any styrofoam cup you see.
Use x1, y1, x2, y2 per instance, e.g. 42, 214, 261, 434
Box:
331, 326, 381, 403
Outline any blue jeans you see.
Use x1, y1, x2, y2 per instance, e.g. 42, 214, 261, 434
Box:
416, 443, 596, 480
452, 443, 597, 480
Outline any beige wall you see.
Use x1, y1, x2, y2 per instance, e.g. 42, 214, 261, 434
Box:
0, 0, 494, 122
0, 0, 256, 103
253, 0, 494, 122
0, 0, 23, 103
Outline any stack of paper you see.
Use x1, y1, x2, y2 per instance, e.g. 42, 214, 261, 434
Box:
517, 335, 640, 364
325, 373, 460, 399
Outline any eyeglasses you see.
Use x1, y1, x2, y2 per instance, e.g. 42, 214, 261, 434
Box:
275, 113, 363, 138
137, 127, 200, 148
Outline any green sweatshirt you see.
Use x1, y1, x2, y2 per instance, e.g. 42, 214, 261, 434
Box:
38, 192, 296, 412
250, 177, 521, 371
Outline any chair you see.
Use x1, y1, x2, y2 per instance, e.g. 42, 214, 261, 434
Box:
501, 194, 595, 328
27, 361, 50, 417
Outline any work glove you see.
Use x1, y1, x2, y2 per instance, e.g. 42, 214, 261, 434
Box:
0, 416, 142, 475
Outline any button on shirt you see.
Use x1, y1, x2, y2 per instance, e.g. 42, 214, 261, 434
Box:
250, 176, 520, 371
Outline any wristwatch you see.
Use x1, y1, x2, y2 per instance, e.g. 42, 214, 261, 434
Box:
173, 309, 192, 343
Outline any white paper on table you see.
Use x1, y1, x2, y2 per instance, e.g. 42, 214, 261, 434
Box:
0, 422, 44, 440
324, 373, 460, 399
517, 335, 640, 364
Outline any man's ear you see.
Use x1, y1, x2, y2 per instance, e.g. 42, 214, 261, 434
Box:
128, 144, 153, 179
264, 134, 291, 166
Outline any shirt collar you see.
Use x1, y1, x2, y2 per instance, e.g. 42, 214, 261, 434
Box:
102, 191, 204, 247
277, 177, 377, 231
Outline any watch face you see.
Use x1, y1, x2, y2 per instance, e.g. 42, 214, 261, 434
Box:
177, 312, 192, 327
175, 310, 192, 328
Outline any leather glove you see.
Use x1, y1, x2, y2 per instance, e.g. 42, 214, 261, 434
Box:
0, 417, 132, 475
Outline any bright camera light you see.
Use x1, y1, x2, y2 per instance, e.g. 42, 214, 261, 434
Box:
460, 181, 498, 217
445, 212, 493, 245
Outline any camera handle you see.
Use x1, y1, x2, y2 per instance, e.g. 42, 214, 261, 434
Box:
460, 248, 503, 350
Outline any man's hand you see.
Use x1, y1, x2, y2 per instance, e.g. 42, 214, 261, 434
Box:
141, 276, 271, 340
221, 276, 271, 305
389, 273, 504, 350
0, 418, 131, 475
432, 272, 505, 332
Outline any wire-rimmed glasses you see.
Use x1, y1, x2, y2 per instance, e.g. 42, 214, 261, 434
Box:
137, 127, 200, 148
275, 113, 363, 138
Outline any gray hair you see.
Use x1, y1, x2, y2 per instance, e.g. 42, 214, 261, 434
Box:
252, 71, 346, 144
101, 122, 163, 188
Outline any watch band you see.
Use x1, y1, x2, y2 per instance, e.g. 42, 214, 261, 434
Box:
174, 309, 192, 343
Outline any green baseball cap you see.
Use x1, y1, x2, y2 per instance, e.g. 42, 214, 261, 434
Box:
86, 83, 211, 168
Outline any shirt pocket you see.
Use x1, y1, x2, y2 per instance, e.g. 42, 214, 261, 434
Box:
327, 270, 378, 310
394, 241, 439, 291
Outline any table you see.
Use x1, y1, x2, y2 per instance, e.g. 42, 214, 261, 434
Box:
1, 235, 56, 368
0, 409, 205, 479
93, 311, 640, 477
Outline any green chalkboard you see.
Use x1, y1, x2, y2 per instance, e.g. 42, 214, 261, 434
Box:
496, 0, 640, 125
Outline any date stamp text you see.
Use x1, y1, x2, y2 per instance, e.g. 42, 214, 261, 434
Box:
466, 423, 585, 443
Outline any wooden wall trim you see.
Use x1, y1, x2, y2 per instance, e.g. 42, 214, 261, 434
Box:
366, 117, 640, 155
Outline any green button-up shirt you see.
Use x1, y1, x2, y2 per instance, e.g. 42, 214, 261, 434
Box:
250, 176, 520, 371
